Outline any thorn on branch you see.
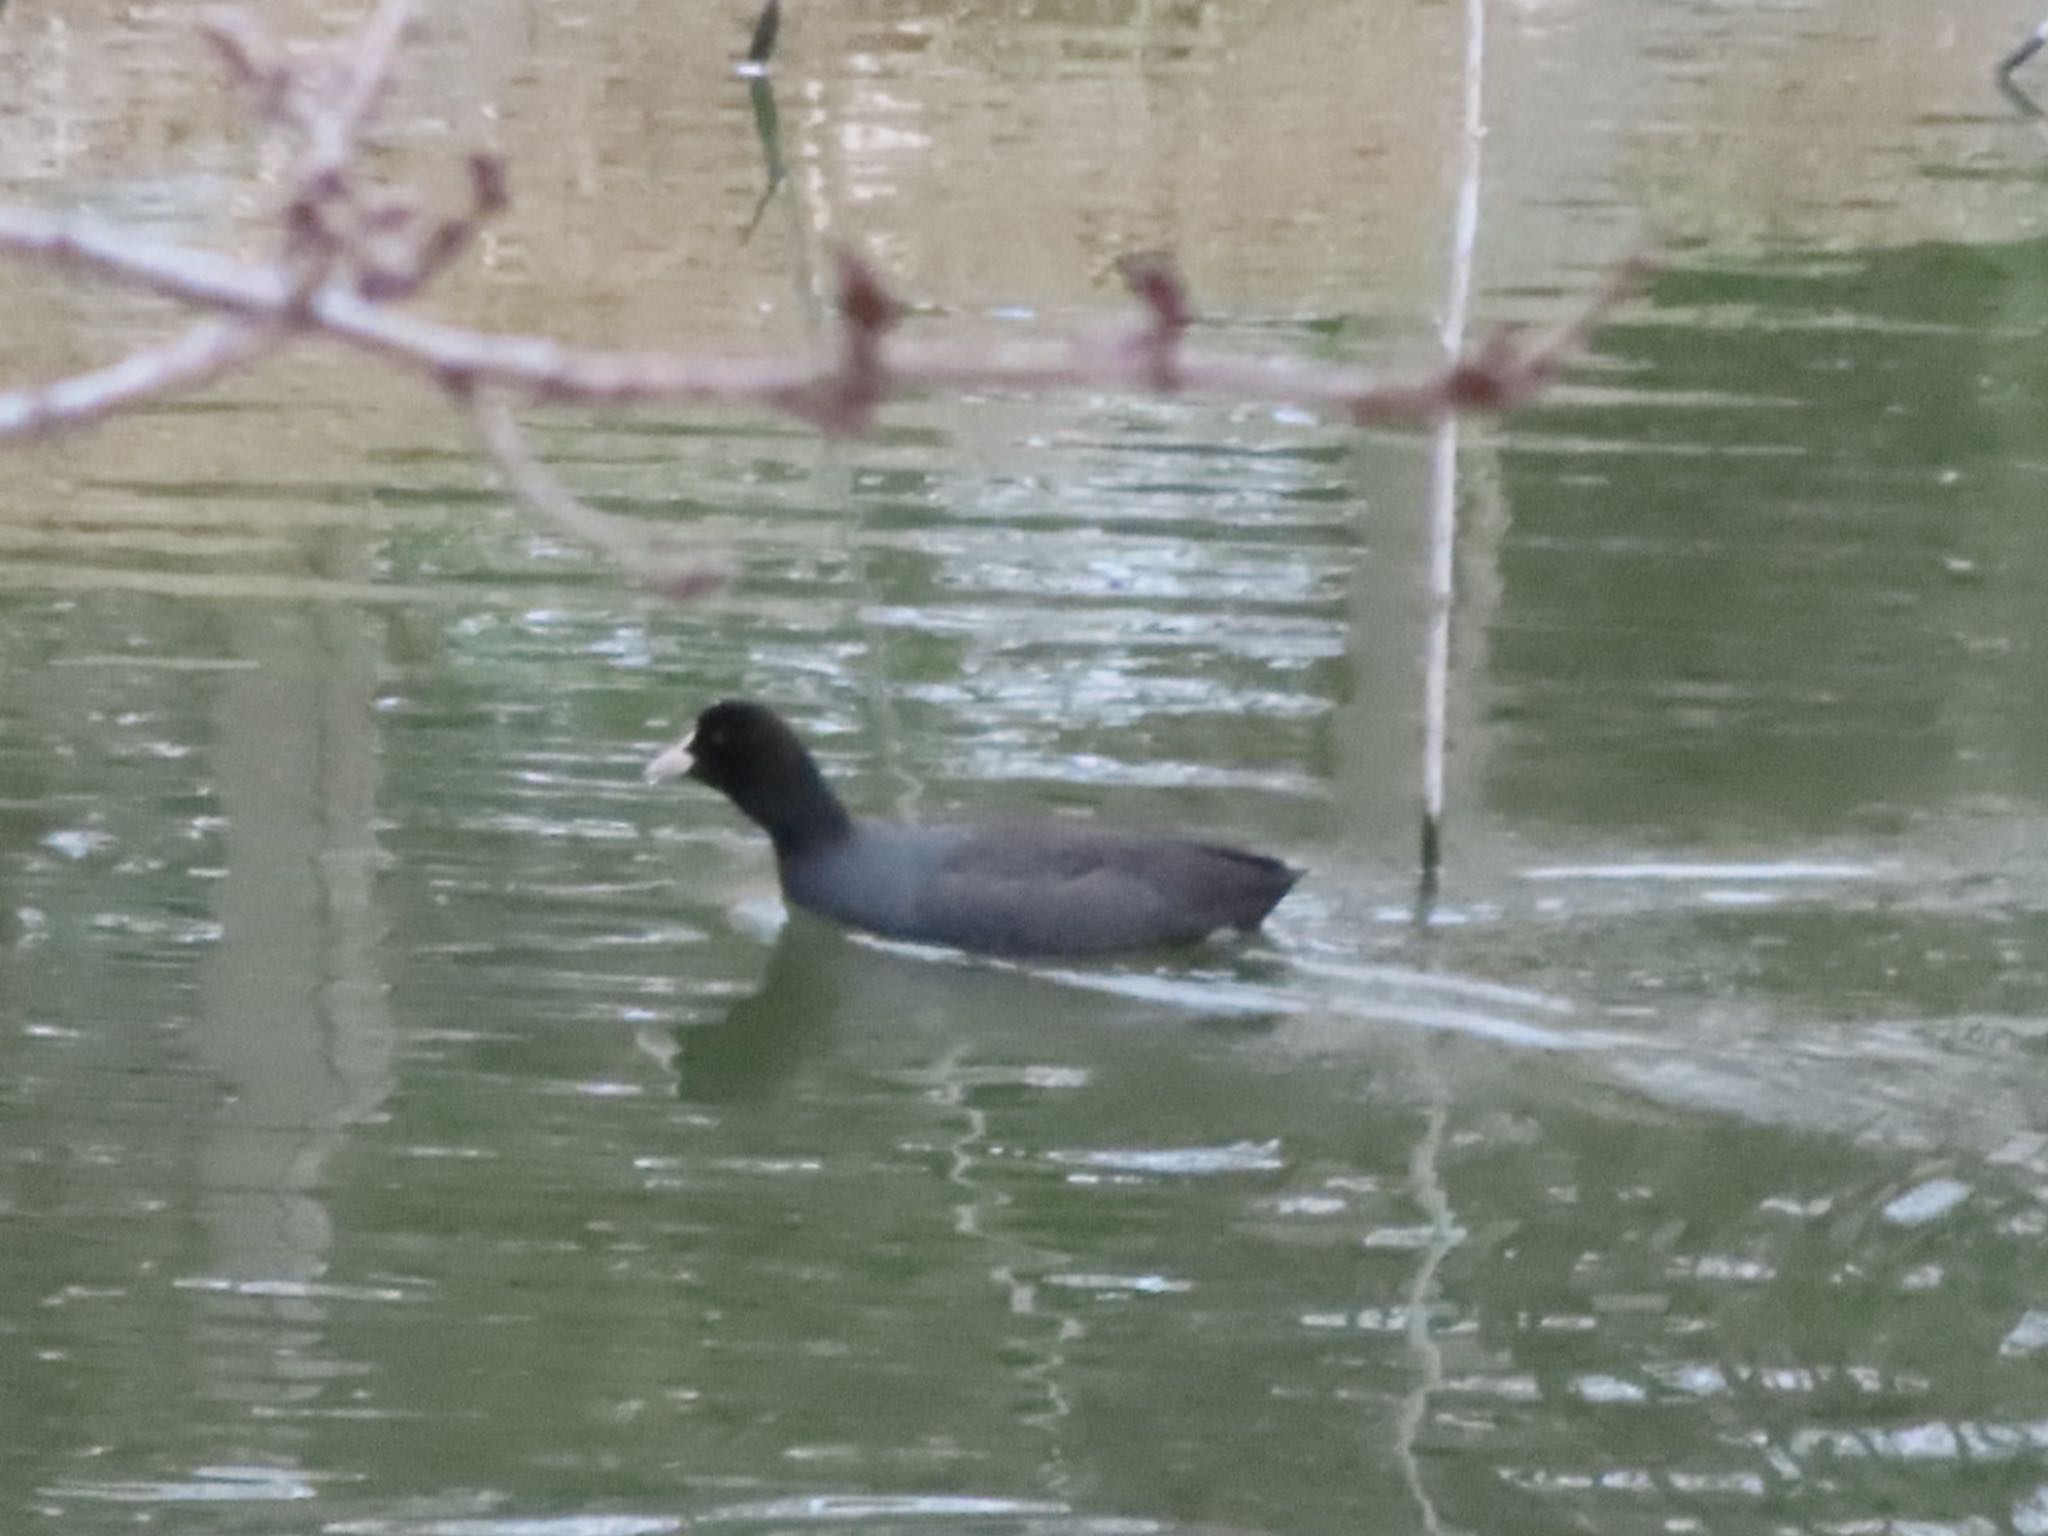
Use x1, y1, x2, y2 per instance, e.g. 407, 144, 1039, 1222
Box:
837, 252, 904, 338
1118, 250, 1192, 332
1445, 326, 1538, 411
772, 252, 906, 436
284, 188, 345, 275
1117, 249, 1191, 392
1346, 251, 1649, 426
467, 153, 512, 220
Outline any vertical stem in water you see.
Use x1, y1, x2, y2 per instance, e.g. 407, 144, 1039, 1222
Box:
1420, 0, 1488, 912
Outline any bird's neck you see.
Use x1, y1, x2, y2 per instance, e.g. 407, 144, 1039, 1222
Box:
755, 760, 854, 857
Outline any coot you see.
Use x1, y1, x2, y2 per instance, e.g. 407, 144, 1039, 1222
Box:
646, 700, 1298, 958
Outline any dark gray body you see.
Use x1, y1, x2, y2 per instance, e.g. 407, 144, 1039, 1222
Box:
781, 818, 1297, 958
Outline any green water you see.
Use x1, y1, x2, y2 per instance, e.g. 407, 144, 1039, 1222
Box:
7, 3, 2048, 1534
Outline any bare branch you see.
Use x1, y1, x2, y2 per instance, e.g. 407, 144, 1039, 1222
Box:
329, 0, 415, 144
0, 201, 1633, 430
0, 320, 274, 440
0, 1, 1633, 591
469, 394, 728, 601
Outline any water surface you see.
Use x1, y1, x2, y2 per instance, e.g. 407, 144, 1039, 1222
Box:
6, 3, 2048, 1534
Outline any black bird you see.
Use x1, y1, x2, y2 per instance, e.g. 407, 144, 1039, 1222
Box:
646, 700, 1298, 958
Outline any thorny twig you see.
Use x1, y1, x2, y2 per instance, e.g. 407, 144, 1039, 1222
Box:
0, 2, 1638, 598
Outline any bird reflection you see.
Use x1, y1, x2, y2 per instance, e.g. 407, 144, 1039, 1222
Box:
671, 916, 846, 1103
669, 916, 1290, 1104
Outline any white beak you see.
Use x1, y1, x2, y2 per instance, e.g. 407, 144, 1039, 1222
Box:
643, 729, 697, 784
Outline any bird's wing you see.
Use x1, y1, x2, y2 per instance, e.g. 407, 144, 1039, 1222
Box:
906, 825, 1280, 956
